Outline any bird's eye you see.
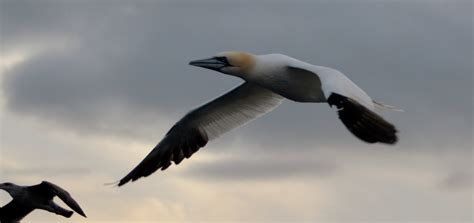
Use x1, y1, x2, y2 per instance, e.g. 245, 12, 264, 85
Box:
214, 57, 231, 66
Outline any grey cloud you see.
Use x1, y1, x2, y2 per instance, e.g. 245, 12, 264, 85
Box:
182, 157, 339, 181
1, 166, 91, 177
439, 171, 473, 190
1, 1, 472, 150
1, 2, 472, 221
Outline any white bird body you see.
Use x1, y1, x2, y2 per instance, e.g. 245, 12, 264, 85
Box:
117, 51, 400, 186
247, 53, 374, 109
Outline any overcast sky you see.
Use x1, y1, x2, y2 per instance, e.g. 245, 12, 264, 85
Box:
0, 0, 472, 222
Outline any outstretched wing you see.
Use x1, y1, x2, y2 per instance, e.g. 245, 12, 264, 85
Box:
327, 93, 398, 144
35, 181, 87, 217
287, 64, 398, 144
118, 82, 284, 186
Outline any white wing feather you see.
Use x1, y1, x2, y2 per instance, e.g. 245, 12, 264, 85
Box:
189, 82, 285, 139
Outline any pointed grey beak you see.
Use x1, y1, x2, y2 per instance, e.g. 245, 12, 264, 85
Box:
189, 57, 228, 71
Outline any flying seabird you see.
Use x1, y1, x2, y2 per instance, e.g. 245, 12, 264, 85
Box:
0, 181, 86, 222
118, 51, 401, 186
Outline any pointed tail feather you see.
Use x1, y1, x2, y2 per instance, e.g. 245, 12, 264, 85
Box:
373, 100, 404, 112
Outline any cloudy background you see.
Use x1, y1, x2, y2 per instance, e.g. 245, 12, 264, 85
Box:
0, 0, 472, 222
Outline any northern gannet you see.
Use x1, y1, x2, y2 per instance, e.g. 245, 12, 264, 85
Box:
0, 181, 86, 222
118, 52, 400, 186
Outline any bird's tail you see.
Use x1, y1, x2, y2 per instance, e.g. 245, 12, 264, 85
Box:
373, 100, 404, 112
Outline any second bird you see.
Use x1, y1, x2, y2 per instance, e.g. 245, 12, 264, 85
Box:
0, 181, 86, 222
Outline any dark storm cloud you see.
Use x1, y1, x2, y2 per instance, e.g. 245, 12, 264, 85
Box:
1, 0, 472, 148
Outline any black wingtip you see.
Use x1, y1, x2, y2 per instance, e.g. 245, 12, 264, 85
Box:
382, 131, 398, 145
117, 174, 143, 187
117, 179, 128, 187
65, 210, 74, 218
328, 93, 399, 145
77, 210, 87, 218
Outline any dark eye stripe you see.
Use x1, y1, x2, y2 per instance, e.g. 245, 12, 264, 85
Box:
214, 56, 231, 66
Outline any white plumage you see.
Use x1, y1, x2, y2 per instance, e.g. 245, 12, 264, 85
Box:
186, 82, 284, 140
